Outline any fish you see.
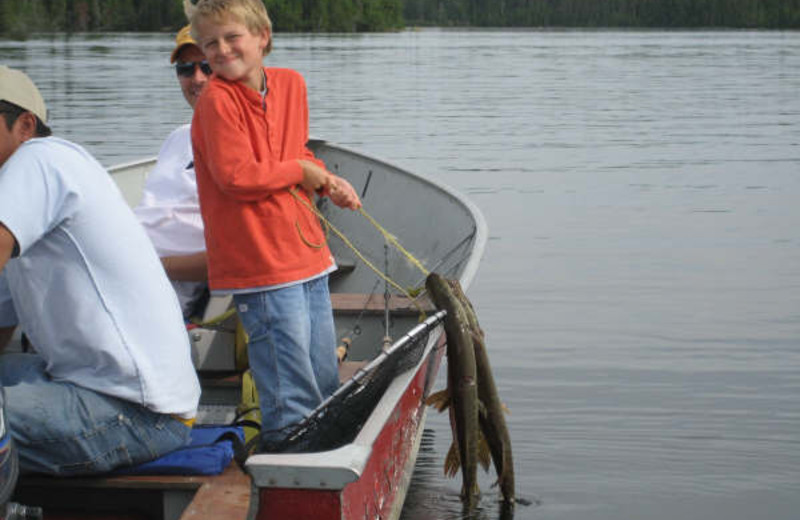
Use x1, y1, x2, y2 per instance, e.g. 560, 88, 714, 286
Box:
449, 279, 516, 504
425, 273, 480, 504
425, 389, 492, 478
425, 273, 516, 506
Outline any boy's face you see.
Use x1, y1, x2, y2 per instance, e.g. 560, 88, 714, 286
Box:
195, 16, 270, 92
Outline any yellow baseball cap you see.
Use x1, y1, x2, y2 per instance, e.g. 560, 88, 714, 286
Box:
0, 65, 47, 123
170, 25, 200, 63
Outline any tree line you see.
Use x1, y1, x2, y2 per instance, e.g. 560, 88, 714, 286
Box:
404, 0, 799, 28
1, 0, 798, 36
0, 0, 404, 35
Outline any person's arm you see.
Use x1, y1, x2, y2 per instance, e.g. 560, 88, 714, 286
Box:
161, 251, 207, 282
296, 160, 360, 210
297, 159, 333, 194
0, 225, 18, 352
0, 223, 17, 273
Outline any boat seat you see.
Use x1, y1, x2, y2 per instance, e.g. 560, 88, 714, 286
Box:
330, 293, 433, 315
13, 461, 251, 520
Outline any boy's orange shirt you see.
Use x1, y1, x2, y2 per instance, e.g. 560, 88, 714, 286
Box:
191, 67, 334, 290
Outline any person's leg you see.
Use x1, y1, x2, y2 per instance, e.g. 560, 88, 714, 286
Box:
306, 275, 339, 398
0, 353, 191, 476
235, 287, 322, 446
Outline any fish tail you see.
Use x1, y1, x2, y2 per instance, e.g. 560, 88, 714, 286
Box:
444, 441, 460, 477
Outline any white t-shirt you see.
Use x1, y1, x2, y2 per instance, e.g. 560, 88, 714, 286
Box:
0, 137, 200, 417
134, 124, 206, 317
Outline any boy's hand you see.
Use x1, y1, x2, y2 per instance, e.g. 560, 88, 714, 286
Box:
298, 160, 361, 210
298, 160, 332, 194
328, 177, 361, 210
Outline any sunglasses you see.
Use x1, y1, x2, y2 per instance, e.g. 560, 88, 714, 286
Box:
175, 60, 212, 78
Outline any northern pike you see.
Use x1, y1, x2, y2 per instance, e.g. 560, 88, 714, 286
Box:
425, 273, 480, 504
449, 279, 515, 504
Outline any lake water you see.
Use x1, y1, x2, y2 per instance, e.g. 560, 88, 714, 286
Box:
3, 29, 800, 520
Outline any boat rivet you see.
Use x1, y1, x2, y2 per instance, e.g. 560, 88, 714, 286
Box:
191, 332, 201, 342
268, 478, 276, 485
320, 481, 326, 487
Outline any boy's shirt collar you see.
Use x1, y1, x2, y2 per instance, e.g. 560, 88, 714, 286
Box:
211, 67, 267, 108
260, 69, 268, 97
259, 69, 268, 110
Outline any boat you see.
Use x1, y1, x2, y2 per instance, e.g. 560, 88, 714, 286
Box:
10, 139, 487, 520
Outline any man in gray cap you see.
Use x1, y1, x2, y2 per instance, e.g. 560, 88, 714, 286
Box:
0, 66, 201, 475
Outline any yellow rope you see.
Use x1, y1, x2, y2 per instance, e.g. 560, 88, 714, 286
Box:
357, 208, 430, 277
190, 307, 236, 328
295, 219, 325, 249
289, 188, 429, 311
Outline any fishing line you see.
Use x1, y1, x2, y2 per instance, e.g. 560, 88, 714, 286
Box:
357, 208, 430, 277
289, 187, 430, 314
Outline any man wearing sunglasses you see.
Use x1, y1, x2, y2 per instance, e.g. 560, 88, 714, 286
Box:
134, 25, 211, 318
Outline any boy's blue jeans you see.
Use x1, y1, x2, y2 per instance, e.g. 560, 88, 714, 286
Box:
0, 353, 191, 475
233, 275, 339, 447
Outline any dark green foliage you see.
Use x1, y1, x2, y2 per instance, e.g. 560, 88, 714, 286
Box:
265, 0, 304, 31
1, 0, 798, 35
0, 0, 405, 35
0, 0, 189, 35
405, 0, 800, 28
263, 0, 404, 32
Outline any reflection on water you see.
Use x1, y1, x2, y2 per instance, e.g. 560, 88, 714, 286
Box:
3, 29, 800, 520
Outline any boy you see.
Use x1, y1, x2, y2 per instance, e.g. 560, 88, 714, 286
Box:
189, 0, 361, 450
0, 66, 200, 474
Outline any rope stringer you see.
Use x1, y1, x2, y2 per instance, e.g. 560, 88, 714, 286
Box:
289, 188, 429, 314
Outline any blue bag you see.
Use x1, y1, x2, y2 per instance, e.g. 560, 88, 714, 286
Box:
114, 425, 246, 476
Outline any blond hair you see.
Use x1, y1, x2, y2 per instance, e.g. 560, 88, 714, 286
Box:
189, 0, 273, 56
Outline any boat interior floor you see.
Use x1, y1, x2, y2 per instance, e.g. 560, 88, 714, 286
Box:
13, 461, 250, 520
10, 360, 372, 520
